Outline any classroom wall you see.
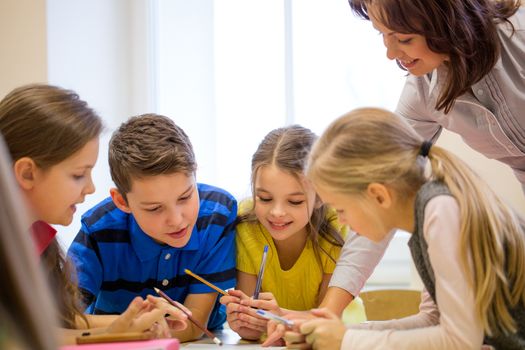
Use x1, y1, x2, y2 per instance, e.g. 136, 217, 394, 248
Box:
0, 0, 47, 96
46, 0, 156, 248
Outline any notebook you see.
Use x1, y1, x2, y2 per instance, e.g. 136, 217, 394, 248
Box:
60, 338, 179, 350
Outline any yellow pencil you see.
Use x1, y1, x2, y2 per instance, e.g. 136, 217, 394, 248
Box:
184, 269, 228, 296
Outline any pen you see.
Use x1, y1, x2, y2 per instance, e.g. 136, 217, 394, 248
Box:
255, 309, 294, 327
153, 287, 222, 346
184, 269, 229, 296
253, 245, 268, 299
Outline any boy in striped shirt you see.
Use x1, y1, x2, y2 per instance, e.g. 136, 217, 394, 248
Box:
68, 114, 236, 342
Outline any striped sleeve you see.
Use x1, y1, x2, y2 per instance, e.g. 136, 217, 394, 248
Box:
189, 189, 237, 294
67, 221, 103, 312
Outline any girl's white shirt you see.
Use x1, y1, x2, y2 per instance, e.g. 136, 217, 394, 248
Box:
342, 195, 485, 349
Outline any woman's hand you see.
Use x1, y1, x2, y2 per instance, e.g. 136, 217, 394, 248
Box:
107, 296, 172, 338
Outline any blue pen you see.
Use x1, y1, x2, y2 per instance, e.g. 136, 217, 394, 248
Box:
253, 245, 268, 299
256, 309, 294, 327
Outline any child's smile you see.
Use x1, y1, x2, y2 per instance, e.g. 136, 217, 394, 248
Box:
254, 165, 316, 242
267, 219, 293, 231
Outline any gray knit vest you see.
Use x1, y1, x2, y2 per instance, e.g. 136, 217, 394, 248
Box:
408, 181, 525, 349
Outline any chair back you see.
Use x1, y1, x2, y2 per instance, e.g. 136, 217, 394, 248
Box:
359, 289, 421, 321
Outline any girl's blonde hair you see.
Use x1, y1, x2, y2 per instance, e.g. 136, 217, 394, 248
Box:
0, 83, 103, 329
308, 107, 525, 336
241, 125, 345, 266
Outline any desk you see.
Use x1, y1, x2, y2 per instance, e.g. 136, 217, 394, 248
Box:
181, 329, 285, 349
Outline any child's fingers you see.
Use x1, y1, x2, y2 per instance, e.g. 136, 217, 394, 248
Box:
131, 308, 166, 332
240, 298, 277, 311
145, 295, 189, 321
227, 289, 250, 300
254, 291, 276, 301
167, 318, 188, 332
298, 317, 336, 338
109, 297, 145, 332
228, 319, 243, 332
226, 301, 244, 315
220, 295, 241, 305
284, 331, 311, 349
226, 301, 266, 319
237, 312, 268, 332
227, 313, 251, 333
151, 316, 172, 338
261, 321, 286, 347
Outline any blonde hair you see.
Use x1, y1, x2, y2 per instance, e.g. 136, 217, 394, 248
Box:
308, 107, 525, 336
0, 137, 58, 350
241, 125, 344, 266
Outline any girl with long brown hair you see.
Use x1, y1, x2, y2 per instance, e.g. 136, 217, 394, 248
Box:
220, 125, 348, 341
0, 84, 186, 345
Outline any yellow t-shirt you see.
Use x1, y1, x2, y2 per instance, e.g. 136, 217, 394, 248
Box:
236, 203, 346, 311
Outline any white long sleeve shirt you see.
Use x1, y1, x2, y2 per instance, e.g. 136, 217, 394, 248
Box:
342, 196, 485, 349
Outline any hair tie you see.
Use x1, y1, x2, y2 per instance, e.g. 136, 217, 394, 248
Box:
419, 140, 432, 157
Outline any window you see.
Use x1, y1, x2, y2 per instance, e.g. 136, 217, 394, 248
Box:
156, 0, 413, 287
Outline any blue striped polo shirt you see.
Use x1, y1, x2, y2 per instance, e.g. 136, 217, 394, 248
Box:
67, 183, 237, 330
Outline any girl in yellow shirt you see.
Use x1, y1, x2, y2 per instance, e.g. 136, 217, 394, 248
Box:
220, 125, 346, 340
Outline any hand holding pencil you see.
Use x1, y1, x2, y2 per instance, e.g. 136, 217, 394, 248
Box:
153, 287, 223, 346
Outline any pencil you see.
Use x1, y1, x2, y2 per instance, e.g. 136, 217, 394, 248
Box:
253, 245, 269, 299
153, 287, 222, 346
184, 269, 228, 296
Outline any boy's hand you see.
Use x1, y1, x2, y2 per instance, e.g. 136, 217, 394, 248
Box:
107, 296, 172, 338
146, 295, 189, 331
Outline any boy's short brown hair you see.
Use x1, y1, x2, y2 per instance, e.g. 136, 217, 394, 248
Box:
109, 114, 196, 197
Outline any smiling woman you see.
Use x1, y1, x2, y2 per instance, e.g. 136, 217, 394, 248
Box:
368, 12, 448, 76
348, 0, 525, 185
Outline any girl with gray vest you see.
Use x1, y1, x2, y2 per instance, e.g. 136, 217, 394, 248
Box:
292, 107, 525, 349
